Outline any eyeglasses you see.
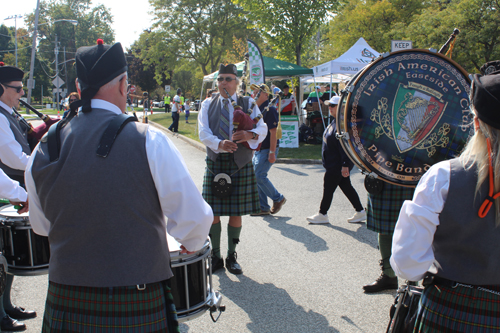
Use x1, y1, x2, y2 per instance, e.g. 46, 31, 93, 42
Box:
217, 77, 237, 82
3, 84, 23, 93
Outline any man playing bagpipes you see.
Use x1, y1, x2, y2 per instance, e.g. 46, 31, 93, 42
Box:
198, 63, 267, 275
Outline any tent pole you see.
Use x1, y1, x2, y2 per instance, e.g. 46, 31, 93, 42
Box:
313, 76, 327, 133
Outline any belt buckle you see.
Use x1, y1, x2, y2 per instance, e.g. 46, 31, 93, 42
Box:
137, 284, 146, 290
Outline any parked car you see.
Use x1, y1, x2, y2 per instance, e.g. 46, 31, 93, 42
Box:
193, 99, 201, 111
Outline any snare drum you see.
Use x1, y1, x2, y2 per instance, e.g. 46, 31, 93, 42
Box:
168, 235, 223, 322
337, 49, 474, 186
0, 205, 50, 276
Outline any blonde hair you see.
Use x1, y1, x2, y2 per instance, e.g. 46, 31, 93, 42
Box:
460, 105, 500, 222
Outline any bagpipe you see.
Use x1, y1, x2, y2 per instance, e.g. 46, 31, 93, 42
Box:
18, 100, 60, 150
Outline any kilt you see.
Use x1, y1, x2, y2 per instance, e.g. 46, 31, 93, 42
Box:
366, 182, 415, 235
415, 284, 500, 332
202, 154, 260, 216
42, 280, 180, 333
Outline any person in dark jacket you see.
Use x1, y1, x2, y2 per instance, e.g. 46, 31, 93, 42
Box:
307, 96, 365, 224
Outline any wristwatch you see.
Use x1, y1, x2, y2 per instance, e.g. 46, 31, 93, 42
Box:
252, 132, 258, 139
269, 150, 275, 154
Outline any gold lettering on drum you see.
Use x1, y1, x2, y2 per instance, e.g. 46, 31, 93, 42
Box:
368, 144, 378, 151
385, 161, 392, 168
396, 163, 404, 171
374, 152, 385, 163
414, 167, 422, 173
424, 164, 431, 171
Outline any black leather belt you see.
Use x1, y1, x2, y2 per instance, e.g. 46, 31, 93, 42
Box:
423, 274, 500, 293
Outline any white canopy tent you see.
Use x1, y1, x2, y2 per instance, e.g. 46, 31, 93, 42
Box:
312, 37, 381, 77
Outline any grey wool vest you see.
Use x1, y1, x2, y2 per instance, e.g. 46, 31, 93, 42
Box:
31, 109, 172, 287
434, 158, 500, 285
207, 93, 253, 168
0, 106, 30, 177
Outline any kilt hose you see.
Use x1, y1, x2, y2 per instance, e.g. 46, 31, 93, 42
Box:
415, 284, 500, 332
42, 280, 180, 333
202, 154, 260, 216
366, 183, 415, 235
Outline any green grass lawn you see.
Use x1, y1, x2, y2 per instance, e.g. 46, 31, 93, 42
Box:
149, 113, 322, 160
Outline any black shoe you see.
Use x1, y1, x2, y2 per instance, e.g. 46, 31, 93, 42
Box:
225, 252, 243, 275
5, 307, 37, 320
250, 210, 271, 216
1, 315, 26, 332
363, 273, 398, 293
212, 255, 224, 273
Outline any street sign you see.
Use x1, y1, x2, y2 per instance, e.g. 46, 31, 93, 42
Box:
165, 85, 171, 92
129, 85, 136, 93
391, 40, 413, 52
27, 79, 35, 89
52, 76, 64, 88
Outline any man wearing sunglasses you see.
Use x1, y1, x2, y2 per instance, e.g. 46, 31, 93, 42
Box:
198, 63, 267, 275
0, 62, 37, 331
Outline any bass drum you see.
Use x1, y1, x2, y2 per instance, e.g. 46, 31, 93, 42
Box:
337, 49, 474, 186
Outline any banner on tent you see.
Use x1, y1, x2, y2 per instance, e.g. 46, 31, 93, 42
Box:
279, 116, 299, 148
247, 40, 265, 86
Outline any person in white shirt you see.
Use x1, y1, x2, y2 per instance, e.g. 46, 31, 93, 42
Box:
25, 40, 213, 332
168, 88, 182, 132
0, 61, 37, 331
198, 63, 267, 275
391, 61, 500, 332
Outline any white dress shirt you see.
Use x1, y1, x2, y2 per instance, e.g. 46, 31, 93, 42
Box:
26, 99, 213, 251
0, 100, 30, 171
0, 168, 27, 202
198, 92, 267, 153
390, 160, 450, 281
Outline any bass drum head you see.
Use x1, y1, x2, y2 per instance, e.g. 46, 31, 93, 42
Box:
337, 49, 474, 186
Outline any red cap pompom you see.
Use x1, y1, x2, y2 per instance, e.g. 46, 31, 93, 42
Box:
0, 62, 4, 67
96, 39, 104, 45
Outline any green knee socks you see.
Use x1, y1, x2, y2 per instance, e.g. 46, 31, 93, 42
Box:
209, 223, 221, 258
378, 233, 396, 278
227, 225, 241, 257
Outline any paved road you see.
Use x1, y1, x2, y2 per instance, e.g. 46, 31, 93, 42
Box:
12, 124, 398, 333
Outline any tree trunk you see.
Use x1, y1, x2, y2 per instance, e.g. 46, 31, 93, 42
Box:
296, 43, 302, 66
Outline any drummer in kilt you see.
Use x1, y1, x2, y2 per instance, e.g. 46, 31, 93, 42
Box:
362, 183, 415, 293
198, 63, 267, 275
25, 40, 213, 332
391, 61, 500, 332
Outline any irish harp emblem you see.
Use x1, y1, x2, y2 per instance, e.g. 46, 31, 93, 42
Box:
392, 83, 448, 154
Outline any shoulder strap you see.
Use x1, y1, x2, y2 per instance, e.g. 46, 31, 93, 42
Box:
96, 113, 138, 158
47, 120, 62, 162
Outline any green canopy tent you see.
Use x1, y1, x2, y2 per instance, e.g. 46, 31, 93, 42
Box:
201, 56, 313, 115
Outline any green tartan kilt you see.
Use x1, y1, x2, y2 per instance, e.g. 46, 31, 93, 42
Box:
42, 280, 180, 333
415, 284, 500, 332
366, 182, 415, 235
202, 154, 260, 216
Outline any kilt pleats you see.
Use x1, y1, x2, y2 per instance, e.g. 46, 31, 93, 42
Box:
415, 284, 500, 333
366, 183, 415, 235
42, 281, 180, 333
202, 154, 260, 216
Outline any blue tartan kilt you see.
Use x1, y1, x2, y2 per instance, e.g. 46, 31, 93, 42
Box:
415, 284, 500, 332
42, 280, 180, 333
366, 182, 415, 235
202, 154, 260, 216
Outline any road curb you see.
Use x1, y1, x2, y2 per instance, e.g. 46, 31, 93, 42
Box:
149, 121, 322, 165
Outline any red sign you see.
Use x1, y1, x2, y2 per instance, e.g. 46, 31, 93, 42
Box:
129, 85, 136, 93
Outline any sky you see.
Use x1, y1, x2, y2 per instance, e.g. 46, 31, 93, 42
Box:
3, 0, 155, 50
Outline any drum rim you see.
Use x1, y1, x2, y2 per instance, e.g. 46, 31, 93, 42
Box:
0, 205, 29, 222
338, 49, 471, 187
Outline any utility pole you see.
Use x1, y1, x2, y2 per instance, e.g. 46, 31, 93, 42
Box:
26, 0, 41, 111
4, 15, 22, 67
55, 34, 60, 111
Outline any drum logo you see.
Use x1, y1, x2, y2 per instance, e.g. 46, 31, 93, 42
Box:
371, 82, 450, 157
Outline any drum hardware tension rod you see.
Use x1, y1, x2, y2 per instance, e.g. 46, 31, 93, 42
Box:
336, 132, 350, 140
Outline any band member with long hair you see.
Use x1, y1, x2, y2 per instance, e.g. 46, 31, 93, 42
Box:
391, 61, 500, 332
